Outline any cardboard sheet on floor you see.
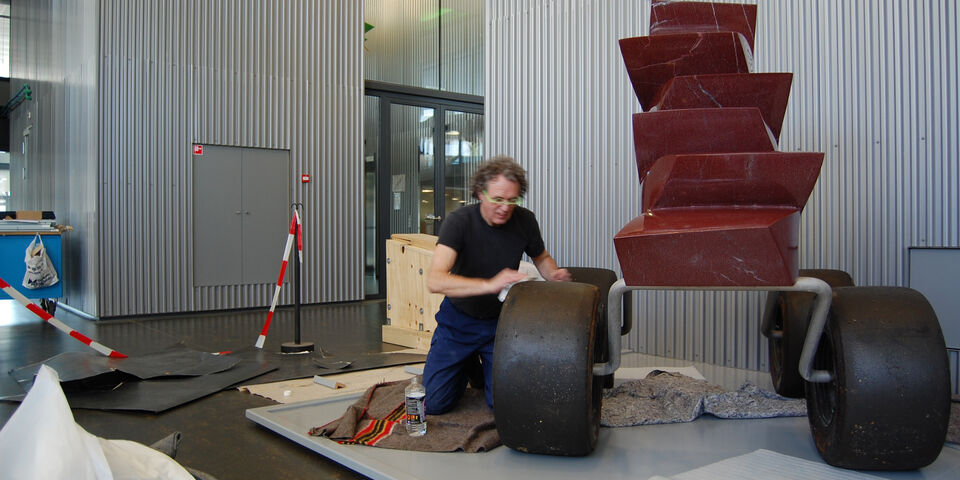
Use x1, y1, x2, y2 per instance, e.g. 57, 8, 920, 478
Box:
2, 344, 277, 413
239, 364, 423, 404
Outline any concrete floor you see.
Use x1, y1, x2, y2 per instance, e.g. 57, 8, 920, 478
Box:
0, 298, 388, 479
3, 298, 959, 479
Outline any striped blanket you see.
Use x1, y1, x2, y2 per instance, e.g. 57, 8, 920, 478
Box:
310, 380, 500, 452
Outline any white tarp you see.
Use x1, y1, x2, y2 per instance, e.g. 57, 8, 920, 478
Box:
0, 364, 194, 480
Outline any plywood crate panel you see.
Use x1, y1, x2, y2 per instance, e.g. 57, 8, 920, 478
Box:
384, 234, 444, 349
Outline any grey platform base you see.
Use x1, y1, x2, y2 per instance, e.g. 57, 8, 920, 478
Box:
246, 353, 960, 480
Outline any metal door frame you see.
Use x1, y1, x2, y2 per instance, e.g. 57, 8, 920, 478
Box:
364, 80, 483, 298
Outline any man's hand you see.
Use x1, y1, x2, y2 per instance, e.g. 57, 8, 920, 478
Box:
545, 267, 572, 282
532, 250, 572, 283
487, 268, 530, 294
429, 246, 534, 297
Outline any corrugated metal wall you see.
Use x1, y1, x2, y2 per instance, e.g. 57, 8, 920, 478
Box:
9, 0, 100, 315
98, 1, 364, 316
486, 0, 960, 370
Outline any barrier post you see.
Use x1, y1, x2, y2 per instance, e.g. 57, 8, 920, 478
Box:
281, 203, 314, 354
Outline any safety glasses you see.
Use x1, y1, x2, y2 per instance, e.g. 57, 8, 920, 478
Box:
481, 190, 523, 206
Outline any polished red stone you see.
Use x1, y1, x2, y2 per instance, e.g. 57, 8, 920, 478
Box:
614, 209, 801, 286
614, 152, 823, 287
649, 0, 758, 52
611, 2, 825, 289
619, 32, 753, 110
642, 152, 823, 211
631, 108, 775, 184
651, 73, 794, 141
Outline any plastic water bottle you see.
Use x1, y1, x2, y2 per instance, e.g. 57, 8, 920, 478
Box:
404, 376, 427, 436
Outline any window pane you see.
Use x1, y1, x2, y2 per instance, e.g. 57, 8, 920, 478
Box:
440, 0, 483, 96
0, 152, 10, 210
364, 0, 439, 89
0, 15, 9, 78
364, 1, 483, 96
363, 96, 380, 296
390, 105, 435, 235
443, 110, 483, 217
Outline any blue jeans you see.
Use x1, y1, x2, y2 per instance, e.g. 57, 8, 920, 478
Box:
422, 298, 497, 414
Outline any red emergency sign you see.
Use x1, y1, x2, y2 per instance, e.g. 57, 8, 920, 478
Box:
193, 144, 204, 155
301, 174, 311, 183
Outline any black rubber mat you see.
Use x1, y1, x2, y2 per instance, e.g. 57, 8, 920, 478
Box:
9, 343, 240, 389
224, 347, 426, 382
2, 345, 422, 412
2, 344, 276, 412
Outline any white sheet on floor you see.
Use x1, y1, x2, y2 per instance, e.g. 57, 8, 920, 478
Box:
0, 364, 194, 480
648, 449, 888, 480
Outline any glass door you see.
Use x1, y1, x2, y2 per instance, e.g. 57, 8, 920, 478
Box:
363, 96, 381, 296
363, 85, 482, 298
442, 110, 484, 218
389, 104, 437, 236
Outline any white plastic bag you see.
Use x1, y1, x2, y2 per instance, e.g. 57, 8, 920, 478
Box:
0, 365, 194, 480
22, 234, 59, 289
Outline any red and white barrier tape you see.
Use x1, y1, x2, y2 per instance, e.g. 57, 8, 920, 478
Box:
0, 276, 128, 358
254, 210, 302, 348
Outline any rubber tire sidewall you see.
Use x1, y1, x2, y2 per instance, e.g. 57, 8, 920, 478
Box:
806, 286, 950, 470
493, 281, 601, 456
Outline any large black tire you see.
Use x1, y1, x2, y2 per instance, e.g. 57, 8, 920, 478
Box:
567, 267, 618, 389
493, 281, 601, 456
764, 269, 854, 397
806, 286, 950, 470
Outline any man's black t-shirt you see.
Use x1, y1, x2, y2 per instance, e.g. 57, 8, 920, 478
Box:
437, 203, 546, 319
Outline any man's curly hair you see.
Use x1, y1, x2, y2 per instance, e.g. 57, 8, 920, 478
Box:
469, 155, 528, 200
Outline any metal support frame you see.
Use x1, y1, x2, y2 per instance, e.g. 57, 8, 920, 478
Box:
593, 276, 834, 384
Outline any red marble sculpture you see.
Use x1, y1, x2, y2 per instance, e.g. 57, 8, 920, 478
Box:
615, 209, 801, 286
641, 153, 823, 211
615, 1, 825, 288
614, 153, 823, 287
649, 0, 758, 52
619, 32, 753, 111
631, 108, 776, 184
651, 73, 793, 141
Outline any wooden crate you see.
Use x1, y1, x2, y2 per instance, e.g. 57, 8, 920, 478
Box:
383, 234, 444, 350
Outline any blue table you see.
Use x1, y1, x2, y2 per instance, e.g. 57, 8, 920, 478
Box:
0, 232, 64, 301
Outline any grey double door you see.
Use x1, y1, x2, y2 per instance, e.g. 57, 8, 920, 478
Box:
193, 145, 291, 287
